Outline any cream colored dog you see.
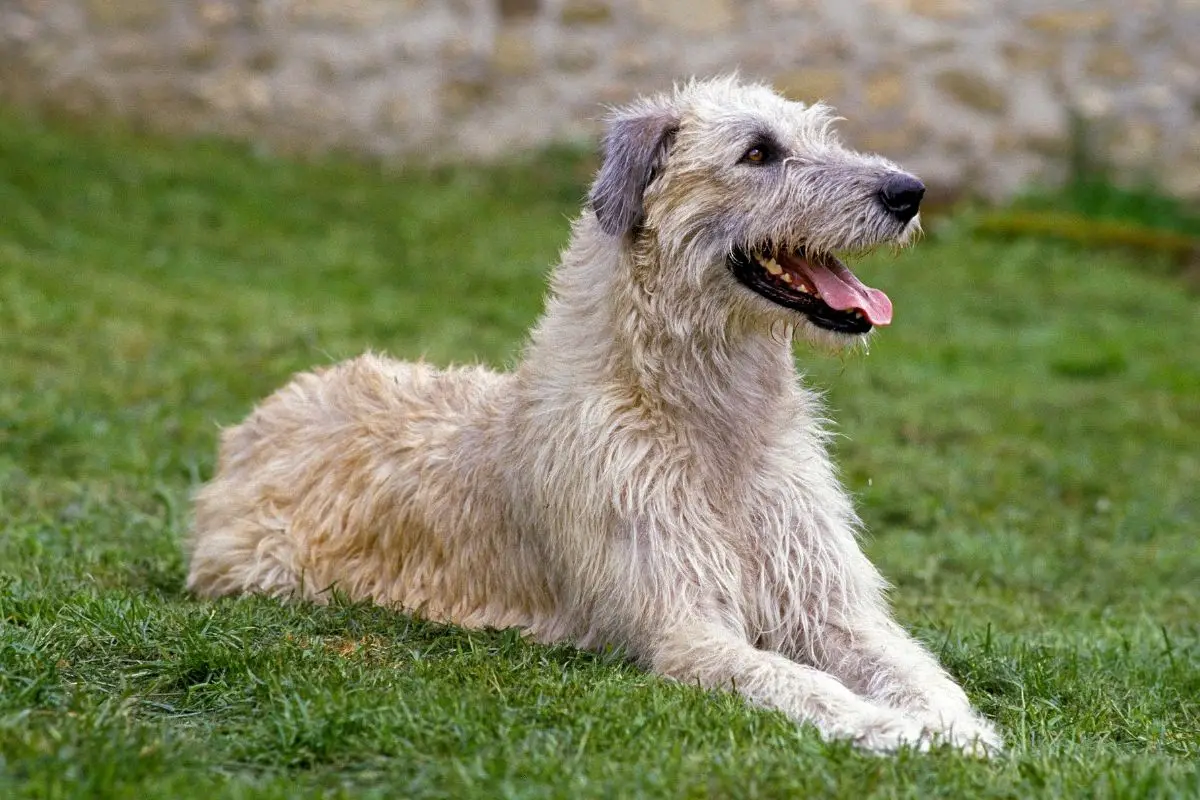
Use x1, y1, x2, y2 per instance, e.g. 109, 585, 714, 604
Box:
187, 77, 1001, 755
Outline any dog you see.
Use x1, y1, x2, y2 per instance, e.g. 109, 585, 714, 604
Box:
186, 76, 1001, 755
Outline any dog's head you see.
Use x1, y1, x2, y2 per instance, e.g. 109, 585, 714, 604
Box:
589, 76, 923, 347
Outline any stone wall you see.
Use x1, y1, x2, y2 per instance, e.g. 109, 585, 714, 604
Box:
2, 0, 1198, 198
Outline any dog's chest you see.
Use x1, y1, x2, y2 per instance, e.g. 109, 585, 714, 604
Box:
725, 438, 859, 644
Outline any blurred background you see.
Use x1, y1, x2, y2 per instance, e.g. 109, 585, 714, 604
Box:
2, 0, 1199, 202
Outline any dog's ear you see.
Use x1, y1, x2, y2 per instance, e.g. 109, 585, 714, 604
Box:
589, 99, 680, 237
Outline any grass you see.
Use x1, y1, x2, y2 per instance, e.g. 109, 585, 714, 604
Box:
1, 107, 1198, 799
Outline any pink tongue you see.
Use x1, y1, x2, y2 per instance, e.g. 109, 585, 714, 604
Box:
784, 252, 893, 326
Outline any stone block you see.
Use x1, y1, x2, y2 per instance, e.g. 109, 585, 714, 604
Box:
855, 124, 923, 154
246, 46, 280, 73
801, 31, 853, 61
1163, 162, 1200, 198
441, 77, 492, 117
554, 43, 598, 72
1074, 86, 1114, 119
614, 43, 658, 76
197, 0, 242, 29
766, 0, 819, 10
1001, 41, 1061, 72
196, 68, 271, 116
561, 0, 612, 25
497, 0, 539, 20
773, 69, 846, 103
181, 36, 221, 69
1085, 44, 1138, 82
1139, 83, 1174, 109
377, 95, 411, 132
1021, 132, 1069, 158
439, 37, 480, 64
1025, 9, 1115, 36
1163, 133, 1200, 196
1139, 17, 1172, 45
864, 70, 907, 110
85, 0, 166, 28
45, 76, 107, 116
934, 69, 1007, 114
915, 38, 959, 57
906, 0, 977, 20
286, 0, 411, 27
1105, 117, 1163, 168
493, 29, 537, 75
98, 33, 165, 67
637, 0, 738, 34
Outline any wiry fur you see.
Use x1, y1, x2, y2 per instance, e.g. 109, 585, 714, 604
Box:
187, 77, 1001, 754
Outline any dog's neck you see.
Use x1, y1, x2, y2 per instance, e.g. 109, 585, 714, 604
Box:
519, 217, 809, 468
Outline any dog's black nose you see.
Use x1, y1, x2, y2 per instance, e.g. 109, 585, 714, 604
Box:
878, 174, 925, 223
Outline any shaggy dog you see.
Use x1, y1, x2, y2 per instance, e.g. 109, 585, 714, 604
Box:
187, 77, 1001, 754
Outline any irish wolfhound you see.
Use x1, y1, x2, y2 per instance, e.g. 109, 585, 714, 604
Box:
187, 77, 1001, 754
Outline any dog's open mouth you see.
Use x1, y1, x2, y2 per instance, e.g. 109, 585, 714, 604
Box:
728, 245, 894, 334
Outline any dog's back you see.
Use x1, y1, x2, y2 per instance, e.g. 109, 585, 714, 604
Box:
187, 353, 559, 634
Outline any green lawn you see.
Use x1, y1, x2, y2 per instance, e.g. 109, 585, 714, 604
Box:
1, 108, 1198, 799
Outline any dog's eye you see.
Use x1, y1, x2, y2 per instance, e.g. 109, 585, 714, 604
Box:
741, 145, 774, 165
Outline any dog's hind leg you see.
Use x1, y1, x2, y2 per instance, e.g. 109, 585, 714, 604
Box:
186, 419, 307, 600
186, 506, 303, 599
650, 621, 932, 753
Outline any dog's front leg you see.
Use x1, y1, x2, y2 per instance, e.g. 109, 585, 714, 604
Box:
816, 613, 1002, 755
647, 621, 932, 753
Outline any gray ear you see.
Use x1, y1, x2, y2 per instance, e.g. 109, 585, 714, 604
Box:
588, 100, 680, 236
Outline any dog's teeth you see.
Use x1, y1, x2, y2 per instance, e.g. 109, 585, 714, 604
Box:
762, 258, 783, 276
799, 283, 813, 294
781, 273, 792, 283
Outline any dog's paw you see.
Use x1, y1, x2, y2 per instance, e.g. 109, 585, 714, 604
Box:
919, 713, 1004, 758
829, 710, 1003, 757
834, 710, 932, 754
